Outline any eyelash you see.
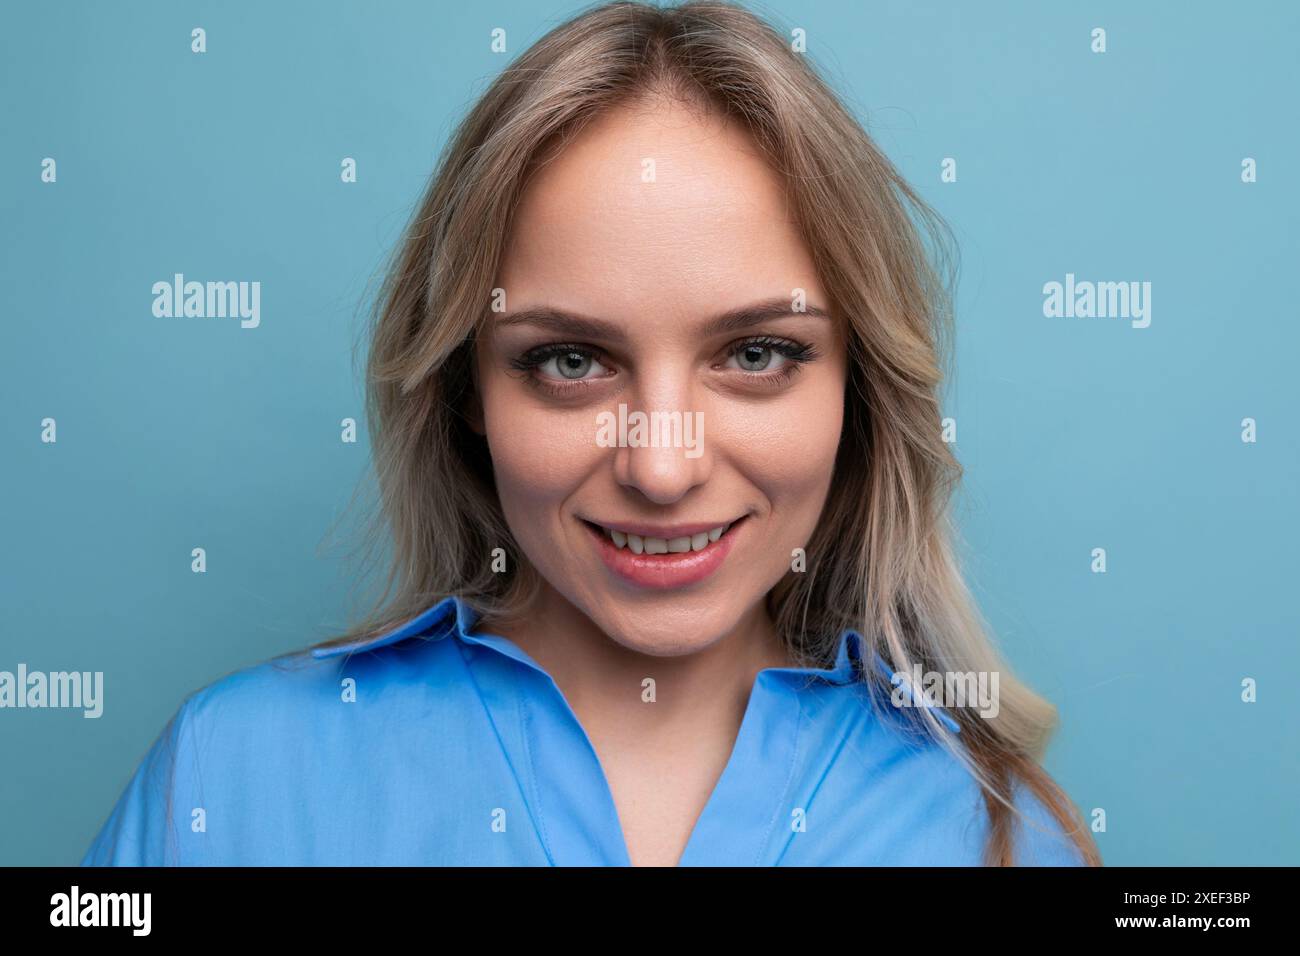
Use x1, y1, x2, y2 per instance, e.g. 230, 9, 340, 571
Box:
508, 336, 821, 396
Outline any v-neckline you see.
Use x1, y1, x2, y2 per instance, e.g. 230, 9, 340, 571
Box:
308, 594, 962, 864
454, 612, 866, 866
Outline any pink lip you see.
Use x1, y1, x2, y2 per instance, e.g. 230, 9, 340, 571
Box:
583, 517, 745, 590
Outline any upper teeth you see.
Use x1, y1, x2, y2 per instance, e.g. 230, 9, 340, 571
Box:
606, 524, 729, 554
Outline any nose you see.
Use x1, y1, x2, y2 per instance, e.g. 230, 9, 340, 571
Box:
611, 377, 711, 505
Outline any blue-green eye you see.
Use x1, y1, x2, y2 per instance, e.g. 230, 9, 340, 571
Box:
724, 336, 817, 374
544, 350, 603, 379
733, 343, 779, 371
511, 344, 610, 383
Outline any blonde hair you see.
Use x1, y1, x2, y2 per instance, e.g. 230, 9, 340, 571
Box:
319, 0, 1101, 867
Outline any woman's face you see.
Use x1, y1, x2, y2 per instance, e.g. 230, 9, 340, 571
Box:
474, 96, 848, 655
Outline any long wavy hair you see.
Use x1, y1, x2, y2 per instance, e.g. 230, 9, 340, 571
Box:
315, 0, 1101, 867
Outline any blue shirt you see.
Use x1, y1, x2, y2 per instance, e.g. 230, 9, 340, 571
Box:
81, 595, 1086, 866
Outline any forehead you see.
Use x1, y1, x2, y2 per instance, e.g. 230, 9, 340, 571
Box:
497, 97, 821, 324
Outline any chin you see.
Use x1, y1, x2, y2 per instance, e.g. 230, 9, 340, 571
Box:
577, 591, 756, 658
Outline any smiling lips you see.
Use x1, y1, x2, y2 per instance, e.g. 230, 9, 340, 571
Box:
582, 517, 744, 589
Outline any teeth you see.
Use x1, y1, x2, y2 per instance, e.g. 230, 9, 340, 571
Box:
602, 522, 730, 553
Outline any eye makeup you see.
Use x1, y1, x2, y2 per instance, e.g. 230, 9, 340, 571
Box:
720, 335, 820, 390
507, 343, 614, 393
507, 335, 821, 397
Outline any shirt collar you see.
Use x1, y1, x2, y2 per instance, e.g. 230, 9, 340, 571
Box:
311, 594, 959, 733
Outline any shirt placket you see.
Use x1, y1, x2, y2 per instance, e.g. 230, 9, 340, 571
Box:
457, 633, 632, 866
674, 672, 805, 866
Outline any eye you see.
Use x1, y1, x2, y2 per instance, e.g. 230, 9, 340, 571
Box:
721, 336, 818, 376
537, 348, 608, 380
509, 343, 614, 391
731, 342, 786, 372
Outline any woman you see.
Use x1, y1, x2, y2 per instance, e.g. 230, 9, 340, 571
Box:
83, 0, 1101, 867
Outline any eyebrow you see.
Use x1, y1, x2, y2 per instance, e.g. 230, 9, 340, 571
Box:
493, 297, 831, 342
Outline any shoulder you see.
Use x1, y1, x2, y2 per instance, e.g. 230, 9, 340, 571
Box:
181, 594, 476, 729
791, 688, 1090, 866
1006, 779, 1093, 866
81, 627, 474, 866
177, 628, 477, 764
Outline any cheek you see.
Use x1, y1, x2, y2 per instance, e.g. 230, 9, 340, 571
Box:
711, 374, 845, 519
480, 385, 598, 525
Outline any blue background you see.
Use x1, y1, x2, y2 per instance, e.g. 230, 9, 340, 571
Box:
2, 0, 1296, 865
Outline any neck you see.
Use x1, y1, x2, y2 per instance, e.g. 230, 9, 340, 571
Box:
480, 583, 793, 751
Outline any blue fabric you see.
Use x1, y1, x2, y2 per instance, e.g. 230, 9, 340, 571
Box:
81, 595, 1086, 866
